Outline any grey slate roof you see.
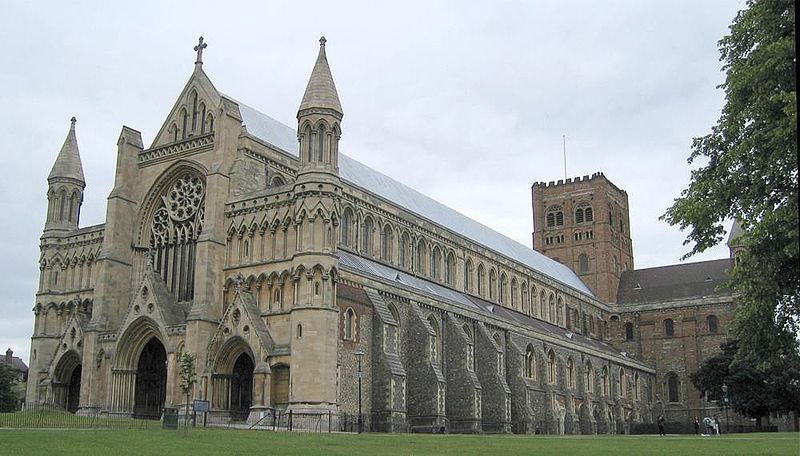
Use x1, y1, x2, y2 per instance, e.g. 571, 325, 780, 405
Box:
617, 258, 734, 305
338, 250, 638, 362
235, 100, 594, 297
48, 117, 85, 183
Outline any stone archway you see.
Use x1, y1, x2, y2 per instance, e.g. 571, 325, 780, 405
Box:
210, 337, 257, 420
53, 350, 81, 413
133, 337, 167, 419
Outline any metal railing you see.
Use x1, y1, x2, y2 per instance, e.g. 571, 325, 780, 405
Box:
0, 403, 158, 429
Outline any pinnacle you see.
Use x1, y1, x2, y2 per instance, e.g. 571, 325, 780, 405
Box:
298, 36, 343, 116
48, 116, 86, 184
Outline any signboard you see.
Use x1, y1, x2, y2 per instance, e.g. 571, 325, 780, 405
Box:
193, 400, 210, 412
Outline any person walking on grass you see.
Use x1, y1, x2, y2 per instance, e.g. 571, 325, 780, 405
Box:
657, 415, 666, 436
694, 417, 700, 435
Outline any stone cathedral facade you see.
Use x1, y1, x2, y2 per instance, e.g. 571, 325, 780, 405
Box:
27, 38, 740, 434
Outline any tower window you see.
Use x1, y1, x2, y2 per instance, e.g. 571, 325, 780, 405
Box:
624, 322, 634, 340
707, 315, 718, 334
578, 254, 589, 274
546, 205, 564, 228
664, 319, 675, 337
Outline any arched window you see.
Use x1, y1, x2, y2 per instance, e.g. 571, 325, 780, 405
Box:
361, 217, 373, 256
191, 91, 199, 132
624, 322, 634, 341
206, 114, 214, 133
548, 293, 556, 323
477, 264, 485, 296
520, 282, 528, 313
444, 251, 455, 286
344, 308, 356, 340
664, 319, 675, 337
181, 108, 188, 139
431, 247, 441, 280
416, 239, 427, 275
618, 368, 625, 398
633, 372, 640, 401
601, 367, 609, 397
666, 373, 680, 402
585, 362, 594, 394
510, 278, 518, 309
546, 205, 564, 228
578, 254, 589, 274
585, 207, 593, 222
464, 259, 473, 292
381, 224, 393, 261
539, 290, 547, 319
567, 357, 575, 389
489, 269, 497, 301
524, 346, 535, 379
317, 124, 326, 161
547, 350, 556, 384
557, 296, 564, 326
200, 103, 207, 133
341, 209, 353, 247
399, 232, 410, 268
428, 315, 441, 364
707, 315, 718, 334
464, 324, 474, 372
296, 324, 302, 339
575, 208, 584, 224
499, 273, 508, 304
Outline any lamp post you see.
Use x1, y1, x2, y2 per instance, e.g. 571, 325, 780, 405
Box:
355, 348, 364, 433
721, 384, 729, 434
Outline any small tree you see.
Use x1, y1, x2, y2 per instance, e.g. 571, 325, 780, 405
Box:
179, 352, 197, 436
0, 363, 18, 412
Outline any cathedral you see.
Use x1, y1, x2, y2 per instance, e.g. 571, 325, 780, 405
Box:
27, 37, 741, 434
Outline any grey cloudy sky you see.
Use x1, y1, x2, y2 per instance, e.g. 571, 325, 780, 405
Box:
0, 0, 745, 363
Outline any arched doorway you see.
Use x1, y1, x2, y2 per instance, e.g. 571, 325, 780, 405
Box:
230, 353, 254, 421
66, 365, 82, 413
53, 351, 81, 413
133, 337, 167, 419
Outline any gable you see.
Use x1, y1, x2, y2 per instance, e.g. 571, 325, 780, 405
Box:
150, 69, 221, 148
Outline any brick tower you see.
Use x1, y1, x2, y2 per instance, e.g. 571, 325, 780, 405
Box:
531, 172, 633, 303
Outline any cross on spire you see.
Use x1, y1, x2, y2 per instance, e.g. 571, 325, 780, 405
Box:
194, 36, 208, 68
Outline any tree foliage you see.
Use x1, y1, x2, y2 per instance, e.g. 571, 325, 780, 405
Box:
662, 0, 797, 357
0, 363, 18, 412
691, 339, 800, 422
179, 352, 196, 435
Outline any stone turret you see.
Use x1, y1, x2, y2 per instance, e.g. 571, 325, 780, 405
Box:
296, 36, 343, 177
44, 117, 85, 234
287, 37, 344, 414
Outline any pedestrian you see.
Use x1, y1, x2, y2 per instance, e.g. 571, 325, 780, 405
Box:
657, 415, 665, 436
703, 416, 713, 435
693, 416, 700, 435
713, 415, 720, 435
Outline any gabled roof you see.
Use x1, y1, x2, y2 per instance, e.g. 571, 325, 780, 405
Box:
235, 100, 593, 297
617, 258, 734, 305
48, 117, 85, 184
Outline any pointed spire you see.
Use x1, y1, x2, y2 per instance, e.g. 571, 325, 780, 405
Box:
48, 116, 85, 184
298, 36, 343, 116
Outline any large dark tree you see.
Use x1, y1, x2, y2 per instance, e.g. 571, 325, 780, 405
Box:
662, 0, 797, 360
692, 339, 800, 425
0, 363, 18, 412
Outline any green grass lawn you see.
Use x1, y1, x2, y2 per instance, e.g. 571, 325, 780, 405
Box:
0, 428, 797, 456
